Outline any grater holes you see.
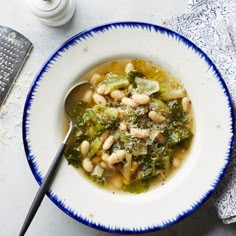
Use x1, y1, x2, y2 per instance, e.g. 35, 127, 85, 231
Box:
8, 32, 16, 40
0, 26, 32, 106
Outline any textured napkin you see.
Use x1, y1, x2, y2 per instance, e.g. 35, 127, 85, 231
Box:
162, 0, 236, 224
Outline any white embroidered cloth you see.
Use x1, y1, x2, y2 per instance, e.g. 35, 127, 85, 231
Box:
162, 0, 236, 224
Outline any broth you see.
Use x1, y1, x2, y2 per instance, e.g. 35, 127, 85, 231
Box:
63, 59, 194, 193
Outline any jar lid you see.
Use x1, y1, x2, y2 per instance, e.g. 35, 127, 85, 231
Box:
29, 0, 76, 26
32, 0, 62, 12
29, 0, 70, 19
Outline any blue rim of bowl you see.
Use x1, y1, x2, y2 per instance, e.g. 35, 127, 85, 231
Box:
22, 21, 235, 234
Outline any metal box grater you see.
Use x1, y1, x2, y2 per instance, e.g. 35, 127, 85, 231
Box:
0, 25, 33, 108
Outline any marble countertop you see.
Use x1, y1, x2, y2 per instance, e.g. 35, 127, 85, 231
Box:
1, 0, 236, 235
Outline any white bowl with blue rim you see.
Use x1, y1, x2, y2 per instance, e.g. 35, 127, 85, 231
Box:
23, 22, 234, 233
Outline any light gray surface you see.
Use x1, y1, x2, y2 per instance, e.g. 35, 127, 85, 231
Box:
0, 0, 236, 235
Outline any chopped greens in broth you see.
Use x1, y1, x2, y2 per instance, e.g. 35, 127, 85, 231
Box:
64, 59, 194, 193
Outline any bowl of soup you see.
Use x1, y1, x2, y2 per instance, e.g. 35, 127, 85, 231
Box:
64, 58, 194, 194
23, 22, 234, 233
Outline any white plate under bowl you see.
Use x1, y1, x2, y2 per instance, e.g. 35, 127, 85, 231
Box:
22, 22, 234, 233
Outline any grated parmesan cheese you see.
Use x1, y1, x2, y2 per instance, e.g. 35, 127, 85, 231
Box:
0, 71, 34, 144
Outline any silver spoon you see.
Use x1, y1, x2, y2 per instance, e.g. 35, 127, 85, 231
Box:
19, 81, 92, 236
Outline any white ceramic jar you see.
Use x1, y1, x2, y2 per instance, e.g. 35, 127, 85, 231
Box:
28, 0, 76, 27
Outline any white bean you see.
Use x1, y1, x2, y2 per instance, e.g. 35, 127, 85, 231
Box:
82, 89, 94, 103
91, 73, 102, 85
82, 159, 94, 172
80, 140, 90, 157
101, 130, 110, 142
121, 97, 139, 108
132, 93, 150, 105
148, 111, 165, 123
130, 128, 149, 139
108, 150, 126, 164
110, 90, 125, 101
103, 135, 115, 150
119, 122, 128, 132
125, 62, 135, 73
101, 153, 109, 162
101, 153, 114, 169
100, 161, 115, 170
96, 86, 105, 95
182, 97, 191, 113
93, 93, 107, 106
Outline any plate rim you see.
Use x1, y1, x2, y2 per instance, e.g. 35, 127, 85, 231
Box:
22, 21, 235, 233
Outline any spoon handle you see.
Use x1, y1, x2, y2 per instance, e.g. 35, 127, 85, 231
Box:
19, 125, 73, 236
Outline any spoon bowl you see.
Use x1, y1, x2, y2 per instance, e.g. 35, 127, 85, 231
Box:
65, 81, 93, 117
